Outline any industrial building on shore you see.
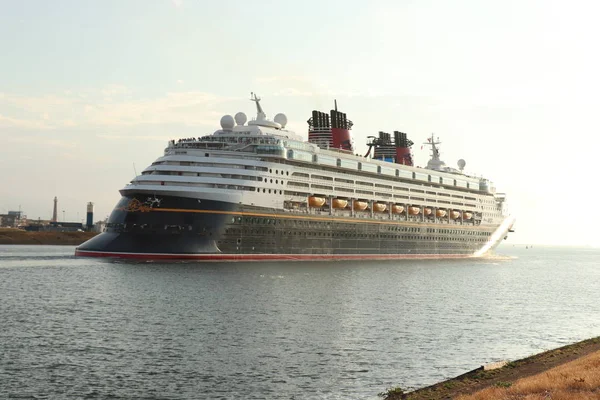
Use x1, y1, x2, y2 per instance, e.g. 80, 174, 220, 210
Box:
0, 211, 26, 228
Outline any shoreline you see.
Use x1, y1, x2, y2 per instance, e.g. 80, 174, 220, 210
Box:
0, 228, 97, 246
382, 336, 600, 399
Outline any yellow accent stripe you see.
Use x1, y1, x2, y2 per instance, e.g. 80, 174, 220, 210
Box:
152, 208, 494, 231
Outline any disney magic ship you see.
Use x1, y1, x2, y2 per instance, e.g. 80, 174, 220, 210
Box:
76, 93, 515, 260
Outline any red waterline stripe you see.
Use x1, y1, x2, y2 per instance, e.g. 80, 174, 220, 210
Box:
75, 250, 473, 261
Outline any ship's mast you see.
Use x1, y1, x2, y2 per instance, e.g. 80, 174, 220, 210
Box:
250, 92, 266, 121
424, 134, 446, 170
424, 133, 441, 161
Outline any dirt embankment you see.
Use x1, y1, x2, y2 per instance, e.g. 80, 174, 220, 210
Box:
0, 228, 97, 245
382, 337, 600, 400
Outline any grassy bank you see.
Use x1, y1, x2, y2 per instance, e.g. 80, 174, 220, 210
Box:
457, 349, 600, 399
0, 228, 97, 245
381, 337, 600, 400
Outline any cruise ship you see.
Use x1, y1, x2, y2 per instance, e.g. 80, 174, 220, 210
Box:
76, 93, 515, 261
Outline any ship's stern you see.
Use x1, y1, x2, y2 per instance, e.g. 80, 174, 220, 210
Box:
76, 194, 239, 259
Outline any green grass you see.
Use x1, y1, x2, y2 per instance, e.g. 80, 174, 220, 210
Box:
378, 386, 405, 398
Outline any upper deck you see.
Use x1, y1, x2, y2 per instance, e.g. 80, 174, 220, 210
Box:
166, 135, 496, 197
163, 93, 499, 196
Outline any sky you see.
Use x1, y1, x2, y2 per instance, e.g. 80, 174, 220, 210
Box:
1, 0, 599, 246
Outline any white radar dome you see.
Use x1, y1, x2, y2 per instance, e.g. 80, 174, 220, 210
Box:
274, 113, 288, 128
220, 115, 235, 130
457, 159, 466, 170
234, 112, 247, 126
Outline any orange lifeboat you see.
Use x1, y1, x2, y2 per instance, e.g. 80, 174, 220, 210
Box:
450, 210, 461, 219
392, 205, 404, 214
436, 209, 447, 218
353, 200, 368, 211
373, 203, 387, 213
463, 212, 473, 220
308, 196, 326, 208
408, 206, 420, 215
332, 198, 348, 209
424, 207, 433, 216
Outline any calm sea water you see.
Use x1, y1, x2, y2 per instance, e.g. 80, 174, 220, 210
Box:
1, 245, 599, 399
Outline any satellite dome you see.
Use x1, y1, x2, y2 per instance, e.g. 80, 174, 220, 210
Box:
234, 112, 247, 126
457, 159, 466, 170
220, 115, 235, 130
274, 113, 288, 128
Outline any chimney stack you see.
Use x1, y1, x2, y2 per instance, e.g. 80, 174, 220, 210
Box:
52, 197, 58, 222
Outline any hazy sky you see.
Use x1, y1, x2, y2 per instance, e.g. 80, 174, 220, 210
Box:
1, 0, 599, 245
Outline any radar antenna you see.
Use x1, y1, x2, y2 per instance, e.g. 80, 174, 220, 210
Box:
250, 92, 266, 120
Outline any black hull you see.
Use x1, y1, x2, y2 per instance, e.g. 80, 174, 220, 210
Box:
76, 195, 500, 260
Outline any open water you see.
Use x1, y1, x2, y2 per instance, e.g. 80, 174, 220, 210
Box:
1, 245, 599, 399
